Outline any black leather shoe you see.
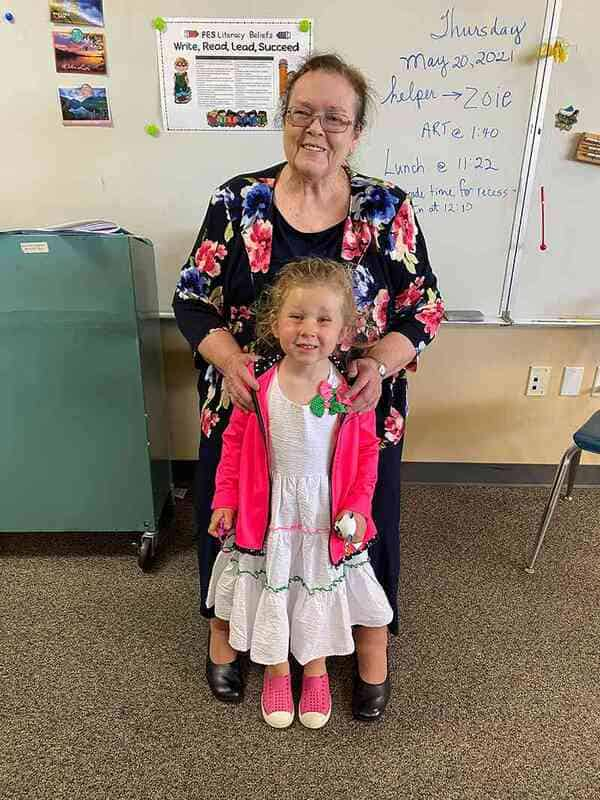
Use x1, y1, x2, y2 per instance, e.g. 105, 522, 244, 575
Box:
206, 655, 243, 703
352, 674, 391, 722
206, 633, 244, 704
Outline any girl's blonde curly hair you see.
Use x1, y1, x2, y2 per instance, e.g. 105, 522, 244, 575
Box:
255, 258, 357, 353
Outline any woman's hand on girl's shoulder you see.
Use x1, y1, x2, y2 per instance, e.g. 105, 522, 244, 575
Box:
208, 508, 236, 538
222, 352, 260, 412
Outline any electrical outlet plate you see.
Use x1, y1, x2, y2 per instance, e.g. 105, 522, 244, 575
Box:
526, 366, 551, 396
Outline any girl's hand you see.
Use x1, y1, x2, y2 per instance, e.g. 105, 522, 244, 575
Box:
222, 352, 260, 412
346, 358, 383, 413
208, 508, 236, 538
334, 510, 367, 544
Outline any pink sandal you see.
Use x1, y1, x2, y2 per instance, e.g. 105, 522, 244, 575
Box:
299, 673, 331, 729
261, 671, 294, 728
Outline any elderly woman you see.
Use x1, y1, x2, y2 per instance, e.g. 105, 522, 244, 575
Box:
174, 53, 443, 721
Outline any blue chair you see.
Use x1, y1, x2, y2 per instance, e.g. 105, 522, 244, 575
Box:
526, 410, 600, 573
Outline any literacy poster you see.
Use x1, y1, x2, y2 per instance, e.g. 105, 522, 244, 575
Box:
50, 0, 104, 27
58, 84, 112, 126
156, 18, 313, 132
52, 30, 107, 74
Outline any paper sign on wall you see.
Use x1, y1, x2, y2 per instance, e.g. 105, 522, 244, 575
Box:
156, 18, 313, 132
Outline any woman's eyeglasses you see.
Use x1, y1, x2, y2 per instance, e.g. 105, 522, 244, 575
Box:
285, 107, 354, 133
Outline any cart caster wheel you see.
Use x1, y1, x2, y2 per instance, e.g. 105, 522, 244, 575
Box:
138, 537, 153, 570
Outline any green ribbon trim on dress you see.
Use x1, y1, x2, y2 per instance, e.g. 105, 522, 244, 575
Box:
226, 555, 369, 596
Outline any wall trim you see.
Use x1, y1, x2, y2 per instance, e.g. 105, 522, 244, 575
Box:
401, 462, 600, 487
172, 460, 600, 487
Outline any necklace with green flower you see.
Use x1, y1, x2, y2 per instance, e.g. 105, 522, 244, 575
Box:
309, 380, 351, 417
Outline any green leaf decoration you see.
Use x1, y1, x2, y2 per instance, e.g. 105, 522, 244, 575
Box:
329, 401, 347, 415
224, 221, 233, 242
309, 395, 326, 417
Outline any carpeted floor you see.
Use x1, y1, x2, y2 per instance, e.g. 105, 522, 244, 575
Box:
1, 484, 599, 800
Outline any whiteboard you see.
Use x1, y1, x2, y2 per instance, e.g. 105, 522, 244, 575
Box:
0, 0, 557, 317
508, 0, 600, 322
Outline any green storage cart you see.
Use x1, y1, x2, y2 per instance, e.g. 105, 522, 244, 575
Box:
0, 231, 172, 569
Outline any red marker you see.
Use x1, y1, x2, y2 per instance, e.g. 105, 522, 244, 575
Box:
539, 186, 548, 251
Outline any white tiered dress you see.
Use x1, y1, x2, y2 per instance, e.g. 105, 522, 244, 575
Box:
206, 367, 392, 666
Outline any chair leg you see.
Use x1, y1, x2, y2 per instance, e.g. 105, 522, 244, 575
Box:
564, 448, 582, 500
525, 444, 580, 574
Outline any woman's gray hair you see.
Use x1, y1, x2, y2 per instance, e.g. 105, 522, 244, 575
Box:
280, 52, 375, 131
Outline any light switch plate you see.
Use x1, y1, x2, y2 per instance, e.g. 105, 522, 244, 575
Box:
592, 366, 600, 397
560, 366, 584, 396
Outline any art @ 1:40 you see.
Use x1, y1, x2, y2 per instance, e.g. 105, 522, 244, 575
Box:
420, 121, 501, 139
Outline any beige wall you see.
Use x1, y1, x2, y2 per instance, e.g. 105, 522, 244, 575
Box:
161, 322, 599, 466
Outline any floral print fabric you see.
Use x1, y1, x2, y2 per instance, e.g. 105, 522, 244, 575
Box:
173, 162, 444, 448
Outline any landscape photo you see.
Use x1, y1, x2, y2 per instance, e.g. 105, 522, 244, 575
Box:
52, 31, 107, 74
59, 85, 112, 126
50, 1, 104, 27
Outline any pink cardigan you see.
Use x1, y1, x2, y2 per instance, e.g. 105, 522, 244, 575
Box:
212, 364, 380, 566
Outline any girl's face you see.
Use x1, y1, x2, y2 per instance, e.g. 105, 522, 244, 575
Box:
283, 70, 361, 183
273, 284, 347, 366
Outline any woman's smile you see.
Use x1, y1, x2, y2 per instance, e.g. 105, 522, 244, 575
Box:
301, 141, 327, 153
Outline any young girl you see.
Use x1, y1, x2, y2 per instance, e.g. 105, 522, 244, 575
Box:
206, 258, 392, 729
